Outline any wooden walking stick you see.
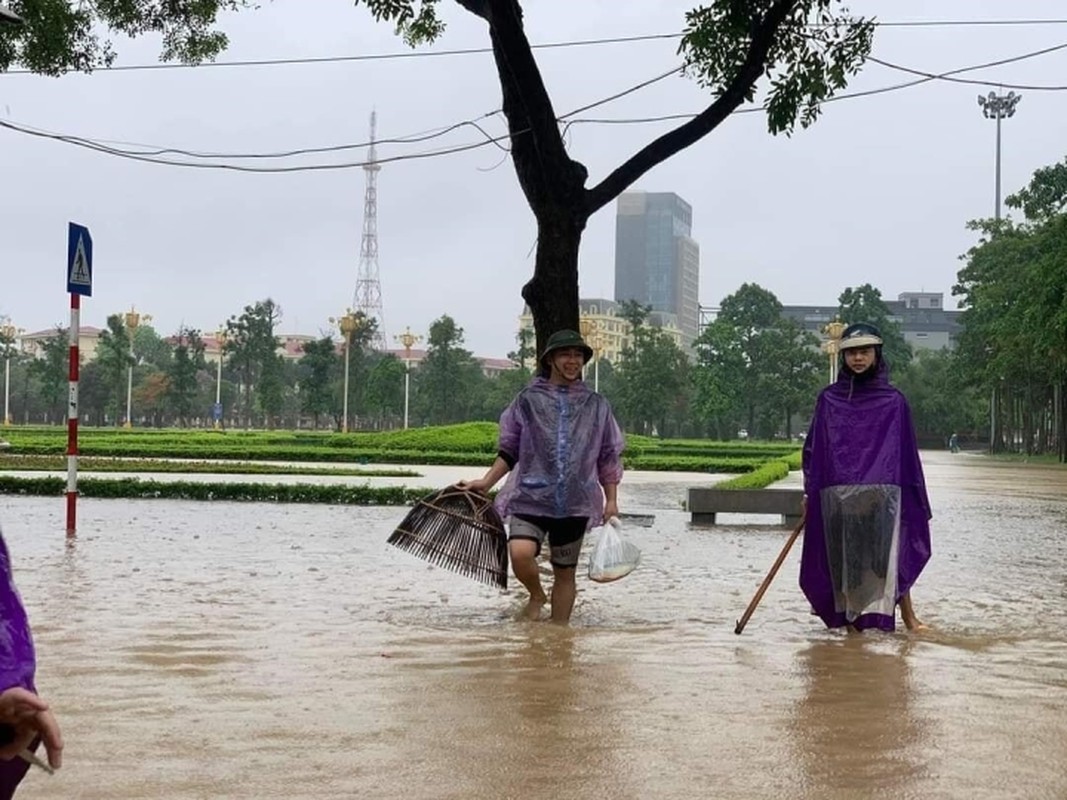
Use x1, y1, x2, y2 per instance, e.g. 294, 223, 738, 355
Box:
734, 516, 806, 635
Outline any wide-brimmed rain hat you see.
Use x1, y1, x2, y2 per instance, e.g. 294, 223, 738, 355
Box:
838, 322, 883, 351
540, 329, 593, 366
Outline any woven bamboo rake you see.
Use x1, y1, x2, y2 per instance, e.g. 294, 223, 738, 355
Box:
387, 486, 509, 589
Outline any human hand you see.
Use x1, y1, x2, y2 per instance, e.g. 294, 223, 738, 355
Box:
603, 499, 619, 524
801, 494, 808, 519
0, 688, 63, 770
456, 478, 491, 495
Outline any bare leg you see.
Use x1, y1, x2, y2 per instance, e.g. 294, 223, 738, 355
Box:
899, 592, 927, 631
550, 565, 577, 624
509, 539, 547, 620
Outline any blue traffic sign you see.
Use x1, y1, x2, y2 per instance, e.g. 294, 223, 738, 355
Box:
67, 222, 93, 296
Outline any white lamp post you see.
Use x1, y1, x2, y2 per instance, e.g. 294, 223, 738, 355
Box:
394, 327, 422, 429
122, 307, 151, 429
330, 310, 363, 433
1, 319, 23, 426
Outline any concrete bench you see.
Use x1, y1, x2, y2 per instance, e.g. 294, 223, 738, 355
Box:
687, 487, 804, 526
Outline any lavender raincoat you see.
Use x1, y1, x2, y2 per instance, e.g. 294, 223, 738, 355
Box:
0, 531, 36, 797
494, 377, 624, 528
800, 361, 932, 631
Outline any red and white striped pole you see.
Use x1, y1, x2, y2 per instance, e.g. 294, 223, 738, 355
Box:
66, 292, 80, 537
65, 222, 92, 537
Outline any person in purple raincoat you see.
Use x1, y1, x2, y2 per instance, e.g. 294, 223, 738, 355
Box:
0, 528, 63, 797
460, 329, 625, 624
800, 323, 932, 632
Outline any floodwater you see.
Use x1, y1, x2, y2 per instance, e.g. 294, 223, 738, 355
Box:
1, 451, 1065, 799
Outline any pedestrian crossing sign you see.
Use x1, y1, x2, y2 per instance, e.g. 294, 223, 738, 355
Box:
67, 222, 93, 296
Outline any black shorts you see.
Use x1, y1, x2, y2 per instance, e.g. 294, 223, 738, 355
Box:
509, 514, 588, 568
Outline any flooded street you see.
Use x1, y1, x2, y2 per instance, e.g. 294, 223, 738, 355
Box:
1, 451, 1065, 799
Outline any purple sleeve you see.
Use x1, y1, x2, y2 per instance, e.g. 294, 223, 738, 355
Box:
598, 410, 625, 486
801, 394, 825, 497
0, 535, 36, 694
497, 399, 522, 463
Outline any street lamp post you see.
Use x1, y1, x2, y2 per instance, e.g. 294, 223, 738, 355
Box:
394, 327, 423, 429
977, 91, 1020, 452
1, 319, 23, 426
822, 318, 847, 385
122, 307, 152, 429
330, 310, 360, 433
977, 90, 1022, 222
214, 328, 227, 430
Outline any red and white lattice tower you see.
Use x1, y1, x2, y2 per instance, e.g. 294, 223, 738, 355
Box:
354, 111, 386, 350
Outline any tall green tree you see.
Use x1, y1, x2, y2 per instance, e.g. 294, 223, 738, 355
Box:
3, 2, 875, 353
415, 315, 484, 425
761, 317, 822, 439
613, 304, 690, 436
298, 336, 341, 429
718, 283, 783, 437
691, 318, 747, 439
364, 354, 406, 427
225, 299, 283, 428
28, 329, 71, 424
836, 283, 911, 368
167, 327, 206, 426
94, 314, 134, 425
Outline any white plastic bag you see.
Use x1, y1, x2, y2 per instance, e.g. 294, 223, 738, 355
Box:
587, 517, 641, 583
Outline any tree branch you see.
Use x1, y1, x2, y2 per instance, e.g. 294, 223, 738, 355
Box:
584, 0, 797, 216
456, 0, 583, 210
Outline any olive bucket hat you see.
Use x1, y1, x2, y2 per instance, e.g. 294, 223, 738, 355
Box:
838, 322, 883, 351
540, 329, 593, 367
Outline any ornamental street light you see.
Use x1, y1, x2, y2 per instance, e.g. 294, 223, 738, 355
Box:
1, 318, 24, 426
578, 318, 603, 392
330, 310, 362, 433
123, 306, 151, 429
977, 90, 1022, 221
822, 318, 847, 385
394, 326, 423, 429
214, 327, 228, 430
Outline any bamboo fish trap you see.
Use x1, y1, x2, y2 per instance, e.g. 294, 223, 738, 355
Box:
388, 486, 509, 589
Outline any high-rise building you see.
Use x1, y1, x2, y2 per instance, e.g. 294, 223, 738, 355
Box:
614, 191, 700, 350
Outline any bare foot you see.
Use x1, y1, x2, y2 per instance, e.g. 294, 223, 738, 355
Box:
523, 594, 547, 621
903, 616, 929, 632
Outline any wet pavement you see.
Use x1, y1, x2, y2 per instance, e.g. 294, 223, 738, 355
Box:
0, 450, 1064, 799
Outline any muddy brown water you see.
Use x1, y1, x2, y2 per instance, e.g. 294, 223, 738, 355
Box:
1, 451, 1065, 799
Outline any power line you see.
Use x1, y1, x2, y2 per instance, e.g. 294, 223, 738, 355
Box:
3, 20, 1067, 75
867, 53, 1067, 91
2, 40, 1065, 172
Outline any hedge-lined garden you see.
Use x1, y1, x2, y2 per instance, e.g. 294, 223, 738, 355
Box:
0, 424, 803, 503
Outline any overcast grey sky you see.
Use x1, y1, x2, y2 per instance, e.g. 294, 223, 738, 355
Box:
1, 1, 1065, 358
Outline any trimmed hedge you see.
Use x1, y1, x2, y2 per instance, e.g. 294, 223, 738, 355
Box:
0, 476, 426, 505
0, 455, 419, 478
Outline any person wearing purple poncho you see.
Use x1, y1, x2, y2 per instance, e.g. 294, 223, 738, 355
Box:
0, 528, 63, 797
800, 323, 932, 632
460, 329, 625, 623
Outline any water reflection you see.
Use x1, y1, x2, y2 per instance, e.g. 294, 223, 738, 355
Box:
791, 637, 928, 799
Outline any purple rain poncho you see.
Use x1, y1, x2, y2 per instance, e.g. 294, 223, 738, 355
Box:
800, 361, 932, 632
494, 377, 624, 528
0, 531, 36, 797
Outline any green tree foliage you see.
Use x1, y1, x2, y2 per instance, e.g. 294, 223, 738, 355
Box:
760, 317, 822, 439
225, 299, 283, 428
166, 327, 206, 426
298, 336, 340, 429
955, 157, 1067, 458
28, 329, 69, 424
415, 315, 485, 425
836, 283, 911, 368
894, 349, 983, 448
364, 354, 406, 427
718, 283, 783, 436
613, 302, 691, 436
94, 314, 134, 425
3, 2, 873, 354
692, 318, 747, 439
